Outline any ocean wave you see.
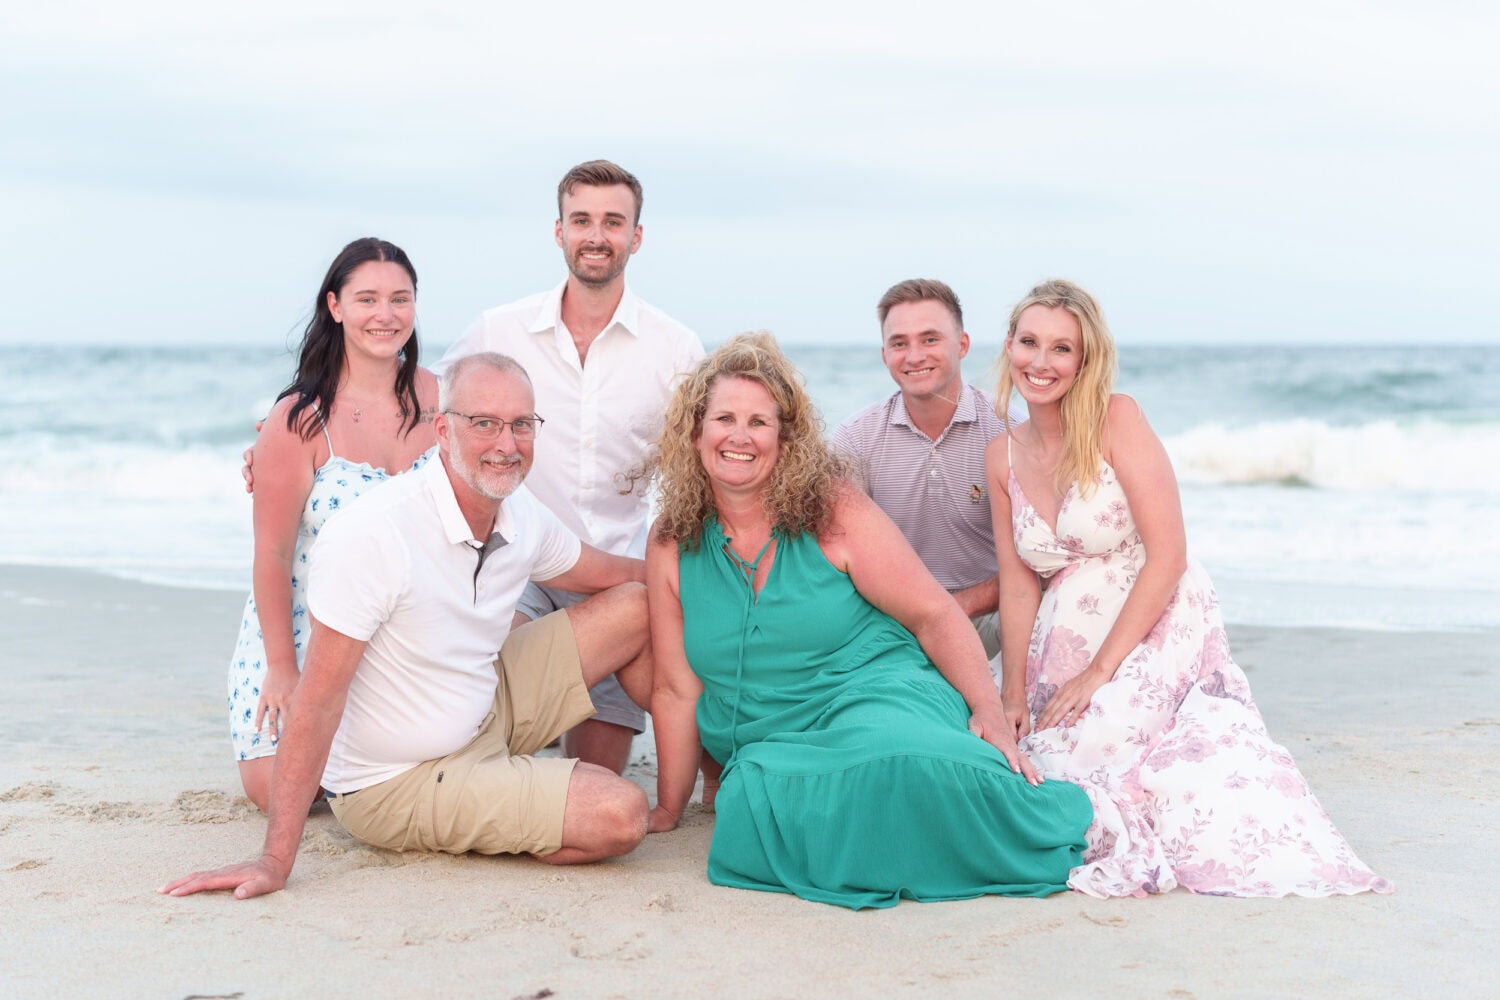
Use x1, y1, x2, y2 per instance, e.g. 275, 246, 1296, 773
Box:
1165, 418, 1500, 492
0, 444, 248, 500
8, 417, 1498, 500
3, 438, 1496, 629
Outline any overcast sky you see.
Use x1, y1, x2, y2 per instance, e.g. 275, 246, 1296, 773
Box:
3, 1, 1496, 348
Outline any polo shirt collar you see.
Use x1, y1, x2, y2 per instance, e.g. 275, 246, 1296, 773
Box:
889, 383, 979, 433
422, 455, 513, 547
527, 279, 642, 340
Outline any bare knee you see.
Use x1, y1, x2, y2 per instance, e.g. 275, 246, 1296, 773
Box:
238, 758, 272, 814
609, 579, 647, 608
560, 763, 647, 860
595, 776, 648, 857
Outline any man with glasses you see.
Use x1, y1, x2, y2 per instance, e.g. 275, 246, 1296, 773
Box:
437, 160, 703, 774
166, 354, 652, 899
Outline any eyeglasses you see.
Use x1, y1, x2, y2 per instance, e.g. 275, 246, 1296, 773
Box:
443, 410, 545, 441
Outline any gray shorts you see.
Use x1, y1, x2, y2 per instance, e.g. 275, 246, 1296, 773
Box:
970, 611, 1001, 660
515, 582, 646, 733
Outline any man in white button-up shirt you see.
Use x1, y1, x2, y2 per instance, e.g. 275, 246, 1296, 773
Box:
437, 161, 704, 774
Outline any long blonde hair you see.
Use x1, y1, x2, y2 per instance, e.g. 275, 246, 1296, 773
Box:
995, 279, 1118, 498
646, 332, 848, 548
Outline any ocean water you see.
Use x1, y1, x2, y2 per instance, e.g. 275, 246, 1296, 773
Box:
3, 342, 1496, 631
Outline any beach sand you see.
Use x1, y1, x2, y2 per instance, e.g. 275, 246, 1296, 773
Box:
1, 564, 1496, 999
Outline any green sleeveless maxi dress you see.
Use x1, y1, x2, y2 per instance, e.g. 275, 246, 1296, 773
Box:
680, 518, 1092, 909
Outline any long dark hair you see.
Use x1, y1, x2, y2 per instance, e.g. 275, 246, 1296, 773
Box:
279, 237, 422, 440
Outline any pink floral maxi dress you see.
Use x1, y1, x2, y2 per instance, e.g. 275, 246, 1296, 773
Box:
1009, 459, 1392, 897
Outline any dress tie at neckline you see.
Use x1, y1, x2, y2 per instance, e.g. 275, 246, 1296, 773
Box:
723, 534, 775, 585
718, 525, 776, 757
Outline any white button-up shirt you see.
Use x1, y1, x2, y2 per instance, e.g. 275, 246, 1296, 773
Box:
438, 282, 703, 557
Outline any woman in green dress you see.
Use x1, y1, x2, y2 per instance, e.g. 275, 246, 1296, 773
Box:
643, 332, 1092, 909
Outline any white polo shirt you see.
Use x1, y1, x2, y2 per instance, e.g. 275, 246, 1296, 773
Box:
307, 457, 582, 793
437, 282, 704, 557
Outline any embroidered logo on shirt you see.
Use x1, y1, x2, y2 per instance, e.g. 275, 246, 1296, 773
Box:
969, 484, 984, 503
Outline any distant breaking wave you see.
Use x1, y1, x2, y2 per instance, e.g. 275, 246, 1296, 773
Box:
6, 417, 1498, 500
1165, 418, 1500, 493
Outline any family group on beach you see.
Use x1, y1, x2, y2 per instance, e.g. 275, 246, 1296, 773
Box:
163, 160, 1392, 908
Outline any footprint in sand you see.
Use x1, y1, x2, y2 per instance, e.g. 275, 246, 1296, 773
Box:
53, 801, 150, 821
966, 918, 1067, 957
0, 781, 60, 802
173, 789, 258, 824
296, 826, 365, 857
642, 893, 679, 912
568, 929, 650, 961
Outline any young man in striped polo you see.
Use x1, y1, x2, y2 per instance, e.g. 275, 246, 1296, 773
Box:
832, 278, 1026, 666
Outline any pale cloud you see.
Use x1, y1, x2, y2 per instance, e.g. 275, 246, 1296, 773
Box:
0, 1, 1496, 345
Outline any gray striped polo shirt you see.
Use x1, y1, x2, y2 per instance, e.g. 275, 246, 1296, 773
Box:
833, 384, 1022, 591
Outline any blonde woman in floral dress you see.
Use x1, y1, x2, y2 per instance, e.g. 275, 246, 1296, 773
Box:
985, 279, 1392, 898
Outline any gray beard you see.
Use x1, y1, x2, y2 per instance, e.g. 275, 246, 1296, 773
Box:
450, 446, 523, 502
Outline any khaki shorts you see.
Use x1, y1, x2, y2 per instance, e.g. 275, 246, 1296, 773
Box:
328, 610, 596, 857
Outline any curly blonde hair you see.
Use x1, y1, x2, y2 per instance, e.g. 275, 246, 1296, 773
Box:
648, 332, 848, 548
995, 279, 1118, 499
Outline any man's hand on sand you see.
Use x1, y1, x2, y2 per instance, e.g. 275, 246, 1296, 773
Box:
160, 855, 288, 899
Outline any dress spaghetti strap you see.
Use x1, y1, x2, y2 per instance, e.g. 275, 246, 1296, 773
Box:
316, 406, 335, 459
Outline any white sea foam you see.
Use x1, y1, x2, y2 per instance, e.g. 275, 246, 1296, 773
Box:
1, 442, 249, 500
1166, 418, 1500, 493
0, 442, 253, 591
